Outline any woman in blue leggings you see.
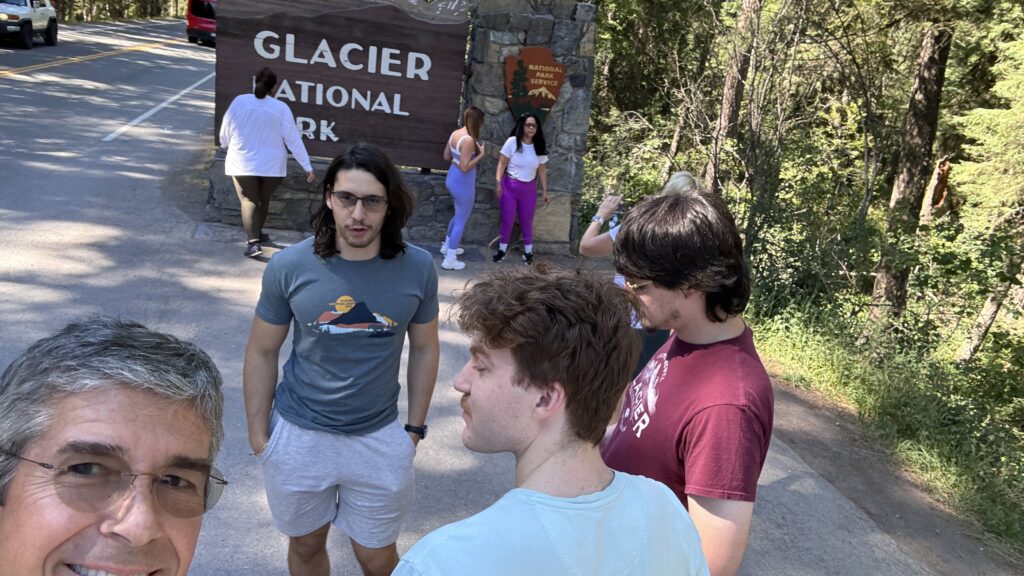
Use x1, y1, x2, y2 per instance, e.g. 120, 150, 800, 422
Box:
440, 106, 485, 270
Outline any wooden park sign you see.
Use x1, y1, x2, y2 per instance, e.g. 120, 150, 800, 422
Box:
215, 0, 469, 169
504, 46, 566, 122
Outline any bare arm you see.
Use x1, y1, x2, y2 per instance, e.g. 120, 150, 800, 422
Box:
405, 318, 440, 446
579, 195, 622, 257
457, 137, 485, 173
537, 163, 549, 203
495, 154, 510, 198
243, 316, 290, 454
443, 139, 452, 163
686, 495, 754, 576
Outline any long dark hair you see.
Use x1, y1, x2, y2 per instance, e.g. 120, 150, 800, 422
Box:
310, 143, 413, 260
253, 67, 277, 99
511, 113, 546, 155
614, 192, 750, 322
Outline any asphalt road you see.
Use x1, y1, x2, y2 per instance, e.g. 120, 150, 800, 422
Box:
1, 18, 1017, 576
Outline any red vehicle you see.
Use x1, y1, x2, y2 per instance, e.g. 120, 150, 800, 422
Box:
186, 0, 216, 46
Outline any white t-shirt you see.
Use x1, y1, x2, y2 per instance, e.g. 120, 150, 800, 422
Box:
219, 93, 313, 177
394, 471, 709, 576
500, 136, 548, 182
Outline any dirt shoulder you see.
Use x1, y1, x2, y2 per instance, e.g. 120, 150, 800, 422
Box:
771, 380, 1023, 576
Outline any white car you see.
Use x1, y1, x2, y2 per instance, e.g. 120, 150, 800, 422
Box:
0, 0, 57, 49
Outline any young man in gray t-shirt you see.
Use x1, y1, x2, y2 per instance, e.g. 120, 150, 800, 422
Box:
243, 143, 440, 576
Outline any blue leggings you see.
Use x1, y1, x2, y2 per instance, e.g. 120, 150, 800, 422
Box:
444, 166, 476, 251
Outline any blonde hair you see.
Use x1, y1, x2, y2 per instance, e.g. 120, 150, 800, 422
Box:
662, 171, 701, 196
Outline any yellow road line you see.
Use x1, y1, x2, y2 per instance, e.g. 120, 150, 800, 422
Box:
0, 39, 175, 78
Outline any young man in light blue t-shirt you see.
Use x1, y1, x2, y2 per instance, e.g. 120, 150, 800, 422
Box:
243, 143, 440, 576
394, 265, 708, 576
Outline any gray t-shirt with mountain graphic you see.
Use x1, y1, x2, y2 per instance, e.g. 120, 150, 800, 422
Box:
256, 237, 438, 435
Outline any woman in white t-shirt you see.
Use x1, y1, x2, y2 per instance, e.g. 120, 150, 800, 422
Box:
492, 113, 549, 264
220, 67, 315, 258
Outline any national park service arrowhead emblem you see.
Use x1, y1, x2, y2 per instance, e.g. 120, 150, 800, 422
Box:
504, 46, 565, 122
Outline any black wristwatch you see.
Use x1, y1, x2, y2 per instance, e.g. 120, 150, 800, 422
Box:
404, 423, 428, 439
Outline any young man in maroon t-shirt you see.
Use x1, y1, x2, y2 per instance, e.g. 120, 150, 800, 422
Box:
601, 191, 774, 576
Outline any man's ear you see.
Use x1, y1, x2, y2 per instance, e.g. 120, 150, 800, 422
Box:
534, 382, 566, 418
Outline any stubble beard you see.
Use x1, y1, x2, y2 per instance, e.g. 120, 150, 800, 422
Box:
338, 221, 381, 249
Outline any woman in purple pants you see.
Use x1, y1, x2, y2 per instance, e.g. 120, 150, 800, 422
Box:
440, 106, 485, 270
493, 113, 549, 264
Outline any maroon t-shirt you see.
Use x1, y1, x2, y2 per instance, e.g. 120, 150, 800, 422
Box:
601, 326, 774, 506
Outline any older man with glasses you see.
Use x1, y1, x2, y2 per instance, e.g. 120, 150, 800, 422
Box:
242, 142, 439, 576
0, 316, 226, 576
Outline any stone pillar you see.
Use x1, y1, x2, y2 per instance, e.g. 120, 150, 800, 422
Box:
459, 0, 597, 255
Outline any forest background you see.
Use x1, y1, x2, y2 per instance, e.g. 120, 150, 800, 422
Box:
50, 0, 1024, 558
585, 0, 1024, 557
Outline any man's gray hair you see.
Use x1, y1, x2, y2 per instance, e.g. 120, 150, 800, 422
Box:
0, 317, 224, 503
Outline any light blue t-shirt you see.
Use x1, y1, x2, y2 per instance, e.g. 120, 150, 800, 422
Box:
394, 471, 709, 576
256, 237, 438, 435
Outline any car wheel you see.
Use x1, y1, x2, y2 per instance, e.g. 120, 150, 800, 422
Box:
18, 23, 32, 49
187, 35, 198, 44
44, 20, 57, 46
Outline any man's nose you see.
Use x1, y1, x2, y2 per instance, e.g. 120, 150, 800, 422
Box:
101, 476, 166, 546
350, 199, 367, 219
453, 363, 472, 393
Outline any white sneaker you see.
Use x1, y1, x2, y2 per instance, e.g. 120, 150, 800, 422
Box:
439, 242, 464, 256
441, 256, 466, 270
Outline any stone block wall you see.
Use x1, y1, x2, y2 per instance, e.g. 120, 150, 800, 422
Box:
462, 0, 596, 254
206, 1, 596, 255
206, 150, 451, 242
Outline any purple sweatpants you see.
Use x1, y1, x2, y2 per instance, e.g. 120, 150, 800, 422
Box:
499, 175, 537, 245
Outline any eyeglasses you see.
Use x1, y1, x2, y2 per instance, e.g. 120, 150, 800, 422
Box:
331, 191, 388, 213
1, 450, 228, 519
624, 279, 653, 293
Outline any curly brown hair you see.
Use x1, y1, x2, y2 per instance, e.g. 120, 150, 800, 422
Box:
454, 263, 640, 445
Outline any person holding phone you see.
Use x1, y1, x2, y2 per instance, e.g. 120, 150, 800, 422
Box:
579, 171, 702, 376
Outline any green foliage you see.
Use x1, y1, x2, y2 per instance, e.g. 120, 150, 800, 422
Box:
751, 306, 1024, 549
59, 0, 177, 22
588, 0, 1024, 552
595, 0, 718, 116
581, 108, 676, 222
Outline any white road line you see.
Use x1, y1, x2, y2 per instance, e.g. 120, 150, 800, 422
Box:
102, 71, 215, 142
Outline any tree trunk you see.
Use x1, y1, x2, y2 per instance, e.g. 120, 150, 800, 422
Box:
660, 103, 685, 183
957, 291, 1006, 363
956, 248, 1023, 363
704, 0, 763, 195
868, 24, 954, 322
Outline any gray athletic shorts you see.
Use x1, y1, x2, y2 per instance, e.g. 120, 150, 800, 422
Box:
258, 411, 416, 547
